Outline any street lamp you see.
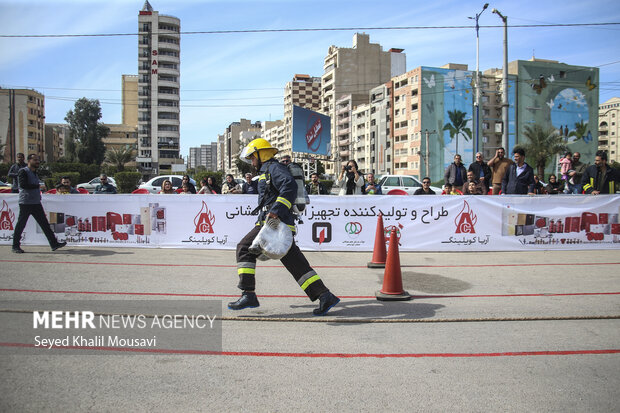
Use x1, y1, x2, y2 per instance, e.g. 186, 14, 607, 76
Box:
469, 3, 489, 155
492, 8, 509, 151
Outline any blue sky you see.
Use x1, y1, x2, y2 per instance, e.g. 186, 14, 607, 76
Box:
1, 0, 619, 160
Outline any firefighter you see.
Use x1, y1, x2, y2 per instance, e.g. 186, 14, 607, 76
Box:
581, 150, 618, 194
228, 138, 340, 316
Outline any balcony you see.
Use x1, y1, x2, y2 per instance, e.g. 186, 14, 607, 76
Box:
337, 128, 350, 136
158, 93, 179, 102
158, 41, 180, 52
136, 156, 152, 163
339, 150, 350, 158
337, 106, 350, 115
338, 138, 350, 146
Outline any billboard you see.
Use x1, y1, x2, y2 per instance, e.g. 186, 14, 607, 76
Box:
292, 105, 331, 156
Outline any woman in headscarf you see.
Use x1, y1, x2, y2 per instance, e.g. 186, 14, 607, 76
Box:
198, 176, 221, 194
222, 174, 242, 194
335, 160, 364, 195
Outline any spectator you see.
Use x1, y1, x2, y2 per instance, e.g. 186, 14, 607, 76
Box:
241, 173, 258, 194
179, 182, 192, 194
12, 154, 66, 253
222, 174, 242, 194
305, 173, 328, 195
441, 183, 460, 195
559, 152, 572, 183
362, 173, 382, 195
545, 174, 563, 194
56, 185, 71, 194
207, 176, 221, 194
182, 175, 197, 194
532, 175, 546, 194
444, 154, 467, 188
414, 177, 436, 195
335, 160, 363, 195
581, 150, 618, 194
467, 181, 482, 195
488, 147, 514, 195
159, 179, 176, 194
59, 176, 79, 194
469, 152, 491, 193
8, 152, 27, 193
567, 152, 587, 194
501, 147, 535, 195
280, 155, 292, 166
461, 171, 483, 195
94, 174, 117, 194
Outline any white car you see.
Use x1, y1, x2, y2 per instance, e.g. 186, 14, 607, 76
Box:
77, 177, 117, 194
377, 175, 443, 195
138, 175, 197, 194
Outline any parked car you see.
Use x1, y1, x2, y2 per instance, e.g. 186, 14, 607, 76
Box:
77, 177, 117, 194
138, 175, 196, 194
0, 180, 11, 191
377, 175, 443, 195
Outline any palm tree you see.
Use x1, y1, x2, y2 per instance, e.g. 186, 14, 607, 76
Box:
443, 110, 472, 154
105, 146, 135, 172
520, 124, 568, 181
568, 120, 588, 142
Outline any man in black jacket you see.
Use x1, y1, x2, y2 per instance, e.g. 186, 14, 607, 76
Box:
305, 173, 328, 195
582, 150, 618, 194
502, 147, 535, 195
12, 154, 66, 253
444, 154, 467, 188
468, 152, 492, 193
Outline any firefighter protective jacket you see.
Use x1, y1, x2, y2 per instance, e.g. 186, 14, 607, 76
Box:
257, 158, 297, 228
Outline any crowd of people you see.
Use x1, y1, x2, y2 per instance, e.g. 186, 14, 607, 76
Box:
435, 148, 618, 196
7, 148, 618, 199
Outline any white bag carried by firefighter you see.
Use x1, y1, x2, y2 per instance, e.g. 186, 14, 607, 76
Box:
249, 217, 293, 260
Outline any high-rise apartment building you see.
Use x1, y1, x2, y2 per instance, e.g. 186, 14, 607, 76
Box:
188, 142, 218, 171
122, 74, 138, 128
598, 97, 620, 163
137, 0, 182, 177
217, 119, 262, 175
282, 74, 322, 158
368, 84, 392, 175
0, 88, 45, 162
321, 33, 405, 175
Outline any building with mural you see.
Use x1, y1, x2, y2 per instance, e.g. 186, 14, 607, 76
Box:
508, 58, 599, 173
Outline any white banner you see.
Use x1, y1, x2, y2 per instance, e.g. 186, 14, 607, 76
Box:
1, 194, 619, 251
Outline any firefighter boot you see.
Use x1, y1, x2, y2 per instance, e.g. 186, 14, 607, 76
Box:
313, 291, 340, 316
228, 292, 260, 310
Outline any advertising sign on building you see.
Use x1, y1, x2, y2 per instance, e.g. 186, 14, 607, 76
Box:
292, 105, 331, 156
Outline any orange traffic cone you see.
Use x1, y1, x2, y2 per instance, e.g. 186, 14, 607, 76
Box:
375, 229, 411, 301
367, 213, 387, 268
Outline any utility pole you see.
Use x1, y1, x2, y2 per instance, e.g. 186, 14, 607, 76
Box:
493, 8, 509, 150
420, 129, 435, 178
469, 3, 489, 155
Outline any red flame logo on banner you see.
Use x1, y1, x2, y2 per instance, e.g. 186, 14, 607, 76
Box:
455, 200, 477, 234
194, 201, 215, 233
0, 200, 15, 231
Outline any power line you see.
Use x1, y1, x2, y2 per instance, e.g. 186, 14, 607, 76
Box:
1, 22, 619, 38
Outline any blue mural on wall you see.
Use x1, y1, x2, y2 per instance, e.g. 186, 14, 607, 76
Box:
549, 88, 591, 143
